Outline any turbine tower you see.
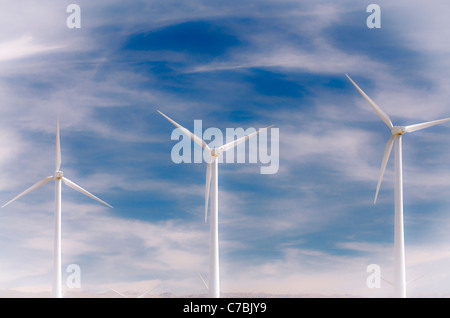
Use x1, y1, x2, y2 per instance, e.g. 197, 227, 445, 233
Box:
2, 113, 113, 298
346, 74, 450, 298
158, 110, 271, 298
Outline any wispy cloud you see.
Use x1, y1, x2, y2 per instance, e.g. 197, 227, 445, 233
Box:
0, 36, 63, 62
1, 0, 450, 297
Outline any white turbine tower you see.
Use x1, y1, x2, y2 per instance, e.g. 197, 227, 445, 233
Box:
2, 113, 113, 298
158, 110, 271, 298
346, 74, 450, 298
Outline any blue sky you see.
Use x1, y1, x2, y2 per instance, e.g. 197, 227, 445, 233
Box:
1, 0, 450, 297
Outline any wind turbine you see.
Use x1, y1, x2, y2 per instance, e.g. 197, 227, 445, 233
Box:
2, 113, 113, 298
158, 110, 272, 298
346, 74, 450, 298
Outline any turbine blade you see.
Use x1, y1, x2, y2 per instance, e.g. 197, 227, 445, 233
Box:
405, 117, 450, 133
205, 158, 213, 223
137, 285, 159, 298
198, 273, 209, 291
56, 112, 61, 171
2, 176, 55, 208
381, 276, 394, 287
218, 125, 274, 152
406, 272, 428, 285
157, 110, 210, 151
109, 288, 128, 298
346, 74, 393, 128
374, 135, 395, 204
62, 177, 113, 208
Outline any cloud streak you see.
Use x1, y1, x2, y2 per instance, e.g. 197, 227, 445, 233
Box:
1, 0, 450, 297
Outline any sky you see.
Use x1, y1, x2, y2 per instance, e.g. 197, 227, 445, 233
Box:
1, 0, 450, 298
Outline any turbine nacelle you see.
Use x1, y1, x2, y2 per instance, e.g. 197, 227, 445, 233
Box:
391, 126, 406, 136
55, 171, 64, 179
210, 148, 221, 157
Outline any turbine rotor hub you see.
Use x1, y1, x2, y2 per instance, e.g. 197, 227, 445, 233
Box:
211, 148, 221, 157
55, 171, 63, 179
391, 126, 406, 135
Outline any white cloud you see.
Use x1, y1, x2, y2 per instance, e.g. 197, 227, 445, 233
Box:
0, 36, 63, 62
